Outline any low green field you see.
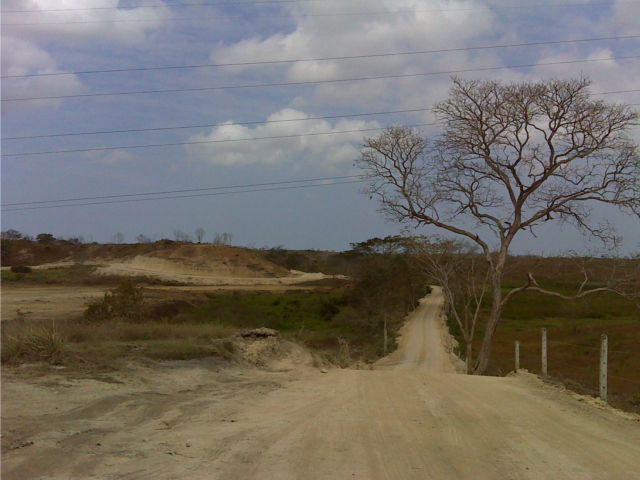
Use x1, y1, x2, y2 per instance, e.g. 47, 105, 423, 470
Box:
174, 291, 394, 363
1, 288, 396, 371
448, 279, 640, 414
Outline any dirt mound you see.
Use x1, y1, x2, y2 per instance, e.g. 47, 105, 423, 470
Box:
134, 245, 288, 278
93, 244, 289, 281
222, 328, 313, 371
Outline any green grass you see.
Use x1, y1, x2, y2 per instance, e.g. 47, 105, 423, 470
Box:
447, 277, 640, 414
1, 290, 397, 370
1, 266, 94, 284
176, 291, 394, 362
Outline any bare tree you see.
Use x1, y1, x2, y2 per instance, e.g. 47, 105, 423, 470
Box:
357, 77, 639, 374
222, 232, 234, 245
195, 228, 206, 244
213, 232, 234, 245
136, 234, 151, 244
173, 229, 187, 242
408, 236, 490, 372
112, 232, 125, 244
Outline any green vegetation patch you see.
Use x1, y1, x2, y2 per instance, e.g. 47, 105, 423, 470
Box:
445, 273, 640, 415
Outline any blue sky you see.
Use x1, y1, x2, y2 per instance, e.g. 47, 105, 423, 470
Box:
2, 0, 639, 253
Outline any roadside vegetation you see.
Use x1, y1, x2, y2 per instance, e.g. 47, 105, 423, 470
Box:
1, 237, 429, 371
444, 258, 640, 414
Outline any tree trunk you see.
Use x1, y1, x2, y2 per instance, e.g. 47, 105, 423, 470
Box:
383, 313, 388, 357
473, 272, 503, 375
466, 342, 473, 375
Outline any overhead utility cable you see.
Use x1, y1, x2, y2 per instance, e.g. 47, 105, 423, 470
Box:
5, 56, 639, 102
2, 123, 435, 158
4, 0, 356, 12
2, 108, 431, 140
5, 35, 638, 79
6, 0, 639, 13
4, 99, 637, 143
5, 2, 639, 25
1, 180, 366, 212
2, 175, 360, 207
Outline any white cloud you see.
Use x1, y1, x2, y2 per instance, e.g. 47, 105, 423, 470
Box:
209, 0, 501, 110
83, 148, 138, 165
184, 108, 381, 167
1, 36, 85, 113
3, 0, 170, 44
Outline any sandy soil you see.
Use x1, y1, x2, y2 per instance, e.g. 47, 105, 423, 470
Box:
95, 261, 335, 286
2, 288, 639, 479
1, 285, 109, 322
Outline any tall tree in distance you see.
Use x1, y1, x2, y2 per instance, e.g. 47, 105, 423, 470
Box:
195, 228, 206, 244
357, 77, 640, 374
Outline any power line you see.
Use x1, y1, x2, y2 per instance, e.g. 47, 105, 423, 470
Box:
2, 108, 431, 141
1, 123, 434, 158
4, 56, 640, 103
2, 0, 346, 13
2, 175, 360, 207
5, 2, 639, 25
3, 96, 637, 158
1, 180, 367, 212
5, 0, 636, 13
5, 35, 639, 79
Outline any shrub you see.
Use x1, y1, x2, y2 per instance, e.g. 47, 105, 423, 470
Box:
2, 323, 67, 365
10, 265, 32, 274
83, 281, 149, 324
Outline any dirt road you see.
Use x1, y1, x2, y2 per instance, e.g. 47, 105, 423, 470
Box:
2, 288, 639, 479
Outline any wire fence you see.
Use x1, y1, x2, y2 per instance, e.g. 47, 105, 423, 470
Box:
515, 331, 640, 407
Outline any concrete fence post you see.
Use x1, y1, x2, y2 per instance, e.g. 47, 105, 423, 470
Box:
542, 328, 548, 376
600, 334, 608, 403
515, 341, 520, 371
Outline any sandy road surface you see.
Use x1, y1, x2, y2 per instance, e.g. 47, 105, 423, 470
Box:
2, 288, 640, 479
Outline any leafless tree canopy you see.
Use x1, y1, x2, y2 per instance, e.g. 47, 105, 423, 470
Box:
357, 77, 639, 374
360, 77, 639, 250
195, 228, 206, 244
173, 230, 193, 242
112, 232, 125, 245
408, 235, 490, 371
213, 232, 234, 245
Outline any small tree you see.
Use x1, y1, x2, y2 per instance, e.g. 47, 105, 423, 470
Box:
36, 233, 55, 244
223, 232, 234, 245
112, 232, 125, 244
1, 229, 23, 240
136, 234, 151, 244
349, 236, 429, 355
83, 282, 149, 324
195, 227, 206, 244
213, 232, 234, 245
357, 77, 640, 374
408, 235, 489, 372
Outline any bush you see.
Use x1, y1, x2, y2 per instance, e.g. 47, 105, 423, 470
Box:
2, 323, 67, 365
10, 265, 32, 274
83, 281, 149, 324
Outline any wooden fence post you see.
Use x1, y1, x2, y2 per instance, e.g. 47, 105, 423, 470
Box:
515, 341, 520, 371
542, 328, 548, 376
600, 334, 608, 403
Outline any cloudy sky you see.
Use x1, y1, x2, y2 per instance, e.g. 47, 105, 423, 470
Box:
2, 0, 639, 253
